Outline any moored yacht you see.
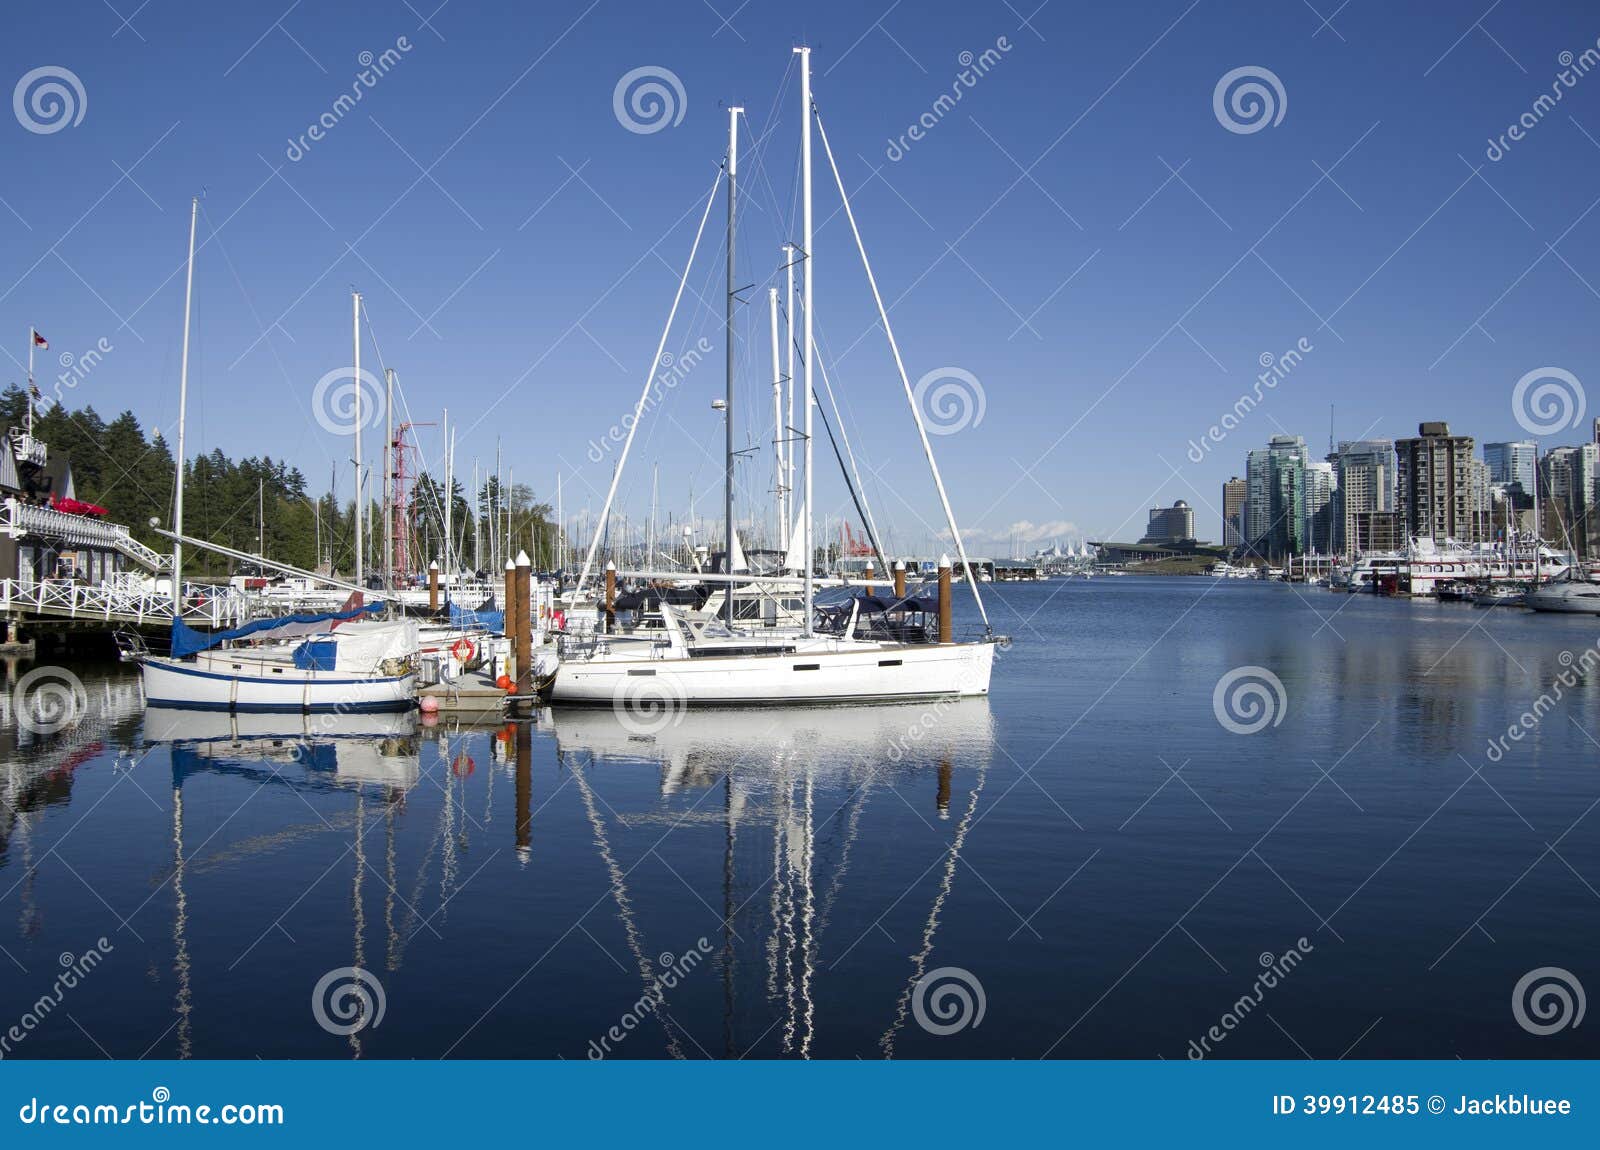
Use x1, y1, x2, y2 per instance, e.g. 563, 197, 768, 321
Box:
550, 47, 1003, 709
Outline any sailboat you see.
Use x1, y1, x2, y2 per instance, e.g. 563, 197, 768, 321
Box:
132, 210, 418, 713
547, 48, 1000, 707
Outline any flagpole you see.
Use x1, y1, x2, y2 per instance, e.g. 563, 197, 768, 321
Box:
26, 327, 34, 438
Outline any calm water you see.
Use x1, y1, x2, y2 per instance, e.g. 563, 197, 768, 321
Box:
3, 577, 1597, 1059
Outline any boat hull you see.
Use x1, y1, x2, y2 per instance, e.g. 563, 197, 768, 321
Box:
548, 640, 994, 707
141, 658, 415, 712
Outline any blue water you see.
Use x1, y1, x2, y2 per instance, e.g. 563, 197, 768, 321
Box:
2, 578, 1597, 1059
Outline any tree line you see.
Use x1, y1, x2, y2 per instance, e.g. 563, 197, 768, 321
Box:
3, 386, 560, 580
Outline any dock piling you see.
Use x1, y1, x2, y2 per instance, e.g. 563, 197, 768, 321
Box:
604, 561, 616, 632
503, 559, 518, 686
938, 554, 952, 643
893, 560, 905, 600
514, 551, 532, 697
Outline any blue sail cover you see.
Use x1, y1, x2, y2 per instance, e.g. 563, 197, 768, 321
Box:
170, 602, 386, 658
450, 601, 505, 634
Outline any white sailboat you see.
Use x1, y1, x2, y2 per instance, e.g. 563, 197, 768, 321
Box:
135, 219, 417, 713
549, 48, 1000, 708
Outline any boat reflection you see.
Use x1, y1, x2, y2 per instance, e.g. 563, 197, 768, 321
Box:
144, 708, 422, 792
545, 699, 996, 1057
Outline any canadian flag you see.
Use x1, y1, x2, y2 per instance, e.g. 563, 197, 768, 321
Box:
31, 329, 47, 350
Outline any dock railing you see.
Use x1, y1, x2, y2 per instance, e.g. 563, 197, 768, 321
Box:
0, 577, 250, 629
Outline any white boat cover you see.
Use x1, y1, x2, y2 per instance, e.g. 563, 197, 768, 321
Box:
329, 620, 419, 672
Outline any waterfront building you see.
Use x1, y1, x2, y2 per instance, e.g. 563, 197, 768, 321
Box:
1141, 500, 1195, 545
0, 425, 152, 588
1351, 510, 1402, 553
1540, 443, 1600, 556
1245, 434, 1308, 560
1484, 440, 1536, 496
1396, 422, 1484, 543
1222, 477, 1247, 547
1304, 460, 1336, 555
1329, 439, 1395, 556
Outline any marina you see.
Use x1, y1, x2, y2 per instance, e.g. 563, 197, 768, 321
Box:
4, 2, 1600, 1120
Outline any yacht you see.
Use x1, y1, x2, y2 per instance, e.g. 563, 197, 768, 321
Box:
1525, 578, 1600, 615
135, 612, 419, 713
550, 594, 989, 707
548, 47, 1002, 708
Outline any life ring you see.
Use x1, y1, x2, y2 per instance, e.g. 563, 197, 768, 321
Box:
551, 609, 567, 631
451, 637, 476, 663
451, 752, 475, 777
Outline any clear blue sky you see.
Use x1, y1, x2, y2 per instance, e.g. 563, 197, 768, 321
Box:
4, 1, 1599, 555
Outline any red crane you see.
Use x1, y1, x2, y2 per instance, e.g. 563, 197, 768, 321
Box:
390, 420, 433, 583
841, 521, 873, 558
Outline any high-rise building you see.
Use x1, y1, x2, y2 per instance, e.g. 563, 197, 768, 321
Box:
1141, 500, 1195, 544
1484, 440, 1536, 495
1304, 460, 1336, 555
1222, 477, 1247, 547
1329, 439, 1395, 556
1245, 434, 1309, 559
1396, 422, 1483, 543
1540, 443, 1600, 555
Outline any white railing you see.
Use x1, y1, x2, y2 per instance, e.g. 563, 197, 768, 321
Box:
0, 578, 250, 628
0, 498, 170, 571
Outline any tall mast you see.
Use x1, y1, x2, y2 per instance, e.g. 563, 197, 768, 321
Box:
648, 461, 658, 569
770, 286, 784, 551
384, 367, 395, 589
442, 409, 453, 579
784, 243, 796, 547
258, 477, 264, 559
797, 47, 814, 634
352, 291, 363, 589
724, 104, 741, 624
473, 458, 481, 572
172, 195, 199, 615
556, 471, 563, 572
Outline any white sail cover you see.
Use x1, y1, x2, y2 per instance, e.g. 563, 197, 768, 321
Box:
331, 620, 419, 672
